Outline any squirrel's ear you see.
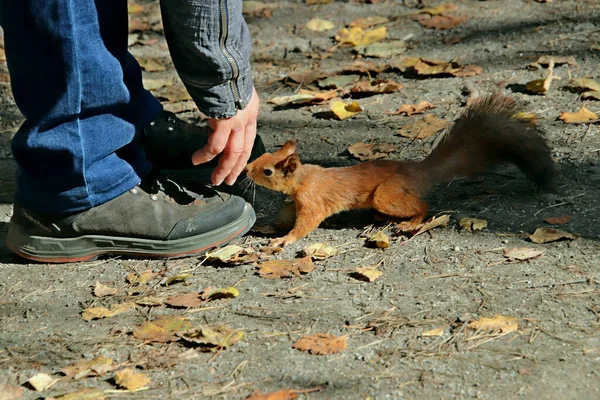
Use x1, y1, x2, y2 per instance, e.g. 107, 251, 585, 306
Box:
275, 153, 300, 176
280, 140, 297, 156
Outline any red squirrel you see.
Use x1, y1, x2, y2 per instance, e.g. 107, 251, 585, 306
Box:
246, 95, 555, 247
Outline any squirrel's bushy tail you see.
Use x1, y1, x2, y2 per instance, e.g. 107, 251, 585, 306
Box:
420, 95, 555, 191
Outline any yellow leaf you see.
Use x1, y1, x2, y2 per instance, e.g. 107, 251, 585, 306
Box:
133, 315, 193, 343
114, 368, 151, 392
61, 355, 114, 379
201, 286, 240, 301
81, 302, 136, 321
366, 231, 390, 248
306, 18, 334, 32
349, 16, 389, 29
28, 373, 58, 391
468, 315, 518, 333
420, 3, 459, 15
351, 267, 383, 282
458, 217, 488, 232
165, 273, 193, 286
330, 100, 362, 120
559, 106, 598, 123
205, 245, 245, 262
421, 326, 446, 337
569, 78, 600, 92
335, 26, 386, 47
126, 270, 158, 285
529, 227, 575, 243
302, 243, 338, 259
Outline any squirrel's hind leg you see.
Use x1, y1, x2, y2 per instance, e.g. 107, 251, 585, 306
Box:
372, 176, 428, 231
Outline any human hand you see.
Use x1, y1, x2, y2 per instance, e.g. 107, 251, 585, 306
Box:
191, 88, 259, 185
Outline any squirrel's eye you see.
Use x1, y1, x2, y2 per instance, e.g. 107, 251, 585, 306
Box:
263, 168, 273, 177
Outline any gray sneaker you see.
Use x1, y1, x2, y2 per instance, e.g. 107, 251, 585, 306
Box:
7, 170, 255, 263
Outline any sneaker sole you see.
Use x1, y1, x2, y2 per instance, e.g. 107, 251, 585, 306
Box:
7, 203, 256, 264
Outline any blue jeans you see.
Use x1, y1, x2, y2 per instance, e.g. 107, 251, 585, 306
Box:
0, 0, 162, 213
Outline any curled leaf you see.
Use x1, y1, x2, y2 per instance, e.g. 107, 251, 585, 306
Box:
366, 231, 390, 248
351, 267, 383, 282
177, 325, 243, 350
529, 227, 575, 244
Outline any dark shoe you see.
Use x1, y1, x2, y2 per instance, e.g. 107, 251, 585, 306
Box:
139, 110, 266, 183
7, 170, 256, 263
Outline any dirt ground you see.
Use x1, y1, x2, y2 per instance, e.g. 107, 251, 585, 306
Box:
1, 0, 600, 399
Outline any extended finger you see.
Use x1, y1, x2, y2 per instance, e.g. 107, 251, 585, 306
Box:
225, 119, 257, 185
191, 121, 230, 166
211, 125, 245, 185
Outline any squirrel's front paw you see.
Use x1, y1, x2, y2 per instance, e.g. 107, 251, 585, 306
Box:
269, 235, 296, 247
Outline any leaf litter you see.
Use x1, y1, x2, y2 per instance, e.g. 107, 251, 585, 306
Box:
530, 227, 575, 243
81, 302, 136, 321
256, 256, 315, 279
347, 142, 397, 161
292, 333, 348, 355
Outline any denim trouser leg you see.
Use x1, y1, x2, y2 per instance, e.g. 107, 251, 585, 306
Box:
0, 0, 162, 213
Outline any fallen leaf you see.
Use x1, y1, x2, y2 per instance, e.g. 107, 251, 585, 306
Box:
259, 246, 284, 255
318, 74, 360, 89
458, 217, 488, 232
569, 78, 600, 93
53, 388, 105, 400
269, 89, 338, 107
135, 296, 166, 307
201, 286, 240, 301
348, 142, 397, 161
306, 18, 334, 32
388, 101, 435, 116
356, 40, 408, 58
366, 230, 390, 248
127, 270, 159, 285
114, 369, 151, 392
306, 0, 334, 4
61, 355, 114, 379
513, 111, 539, 124
132, 315, 193, 343
245, 389, 297, 400
421, 326, 446, 337
392, 57, 482, 77
292, 333, 347, 355
0, 385, 23, 400
28, 373, 58, 391
165, 292, 203, 308
137, 57, 167, 72
177, 325, 243, 350
420, 3, 459, 15
330, 100, 363, 120
143, 77, 174, 91
82, 302, 136, 321
287, 69, 328, 84
351, 266, 383, 282
559, 106, 598, 123
302, 243, 338, 259
165, 273, 193, 286
419, 15, 466, 30
350, 79, 403, 95
335, 26, 387, 47
581, 91, 600, 101
256, 257, 315, 279
503, 247, 544, 261
529, 227, 575, 244
525, 59, 554, 94
402, 214, 451, 235
93, 282, 118, 297
340, 60, 383, 74
544, 215, 572, 225
349, 16, 389, 28
468, 315, 518, 333
396, 114, 450, 139
206, 245, 244, 262
529, 55, 576, 69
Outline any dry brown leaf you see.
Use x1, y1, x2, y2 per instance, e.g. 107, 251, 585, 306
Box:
0, 385, 23, 400
351, 266, 383, 282
318, 74, 360, 89
349, 16, 389, 29
408, 214, 450, 235
350, 79, 403, 95
287, 69, 328, 84
396, 114, 450, 139
165, 273, 193, 286
366, 230, 390, 248
458, 217, 488, 232
419, 15, 466, 30
93, 282, 118, 297
61, 355, 114, 379
256, 257, 315, 279
348, 143, 397, 161
82, 302, 135, 321
503, 247, 544, 261
530, 55, 576, 69
269, 89, 338, 107
544, 215, 572, 225
53, 388, 105, 400
259, 246, 284, 255
132, 315, 193, 343
356, 40, 407, 58
341, 60, 382, 74
335, 26, 386, 47
292, 333, 347, 355
569, 78, 600, 93
28, 373, 58, 391
525, 59, 554, 94
245, 389, 298, 400
135, 296, 165, 307
392, 57, 482, 77
114, 368, 151, 392
529, 227, 575, 244
468, 315, 518, 333
420, 3, 459, 15
330, 100, 363, 120
206, 245, 244, 262
389, 101, 435, 116
177, 325, 243, 350
302, 243, 338, 259
559, 106, 598, 123
581, 91, 600, 101
201, 286, 240, 301
166, 292, 203, 308
127, 270, 159, 285
421, 326, 446, 337
306, 18, 334, 32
